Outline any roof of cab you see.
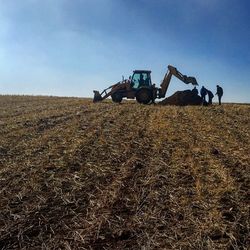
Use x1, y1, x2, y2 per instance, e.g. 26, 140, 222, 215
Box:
133, 70, 151, 73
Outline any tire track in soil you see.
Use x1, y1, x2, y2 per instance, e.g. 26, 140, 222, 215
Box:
0, 112, 76, 176
0, 102, 113, 185
0, 103, 143, 249
0, 105, 79, 138
68, 106, 153, 249
83, 107, 192, 249
1, 102, 100, 166
155, 106, 243, 249
203, 107, 250, 248
90, 106, 224, 249
81, 107, 194, 249
1, 100, 249, 249
134, 107, 208, 249
0, 103, 122, 249
183, 107, 249, 249
0, 97, 83, 120
107, 106, 246, 249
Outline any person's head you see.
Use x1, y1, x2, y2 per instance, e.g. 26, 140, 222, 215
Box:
216, 85, 219, 87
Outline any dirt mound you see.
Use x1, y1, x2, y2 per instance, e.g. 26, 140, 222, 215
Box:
160, 90, 202, 106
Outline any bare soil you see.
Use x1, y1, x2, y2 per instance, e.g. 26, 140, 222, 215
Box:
0, 96, 249, 249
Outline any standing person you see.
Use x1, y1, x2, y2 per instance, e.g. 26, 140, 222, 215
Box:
200, 86, 207, 104
192, 86, 198, 95
206, 89, 214, 105
216, 85, 223, 105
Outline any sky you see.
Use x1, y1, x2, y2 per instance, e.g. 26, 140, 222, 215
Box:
0, 0, 249, 103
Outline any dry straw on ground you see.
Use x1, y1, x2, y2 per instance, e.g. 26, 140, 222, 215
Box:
0, 96, 249, 249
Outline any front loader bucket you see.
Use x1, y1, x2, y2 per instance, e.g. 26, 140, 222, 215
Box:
93, 90, 103, 102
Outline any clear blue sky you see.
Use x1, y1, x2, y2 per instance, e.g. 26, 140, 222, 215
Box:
0, 0, 249, 102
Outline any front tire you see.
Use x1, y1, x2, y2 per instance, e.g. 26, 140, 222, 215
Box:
111, 92, 122, 103
136, 88, 152, 104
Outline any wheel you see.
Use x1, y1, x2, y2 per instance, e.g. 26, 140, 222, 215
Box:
135, 88, 152, 104
111, 92, 122, 103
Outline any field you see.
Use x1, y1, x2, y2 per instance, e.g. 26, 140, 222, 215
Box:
0, 95, 249, 249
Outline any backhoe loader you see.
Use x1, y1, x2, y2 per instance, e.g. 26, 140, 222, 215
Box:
93, 65, 198, 104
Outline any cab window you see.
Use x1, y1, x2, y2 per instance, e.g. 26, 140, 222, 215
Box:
131, 72, 151, 89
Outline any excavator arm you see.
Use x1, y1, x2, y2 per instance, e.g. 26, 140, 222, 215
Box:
158, 65, 198, 98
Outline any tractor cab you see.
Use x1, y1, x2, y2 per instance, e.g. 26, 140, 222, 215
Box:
131, 70, 152, 89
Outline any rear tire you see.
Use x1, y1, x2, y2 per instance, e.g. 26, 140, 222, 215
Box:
136, 88, 152, 104
111, 92, 122, 103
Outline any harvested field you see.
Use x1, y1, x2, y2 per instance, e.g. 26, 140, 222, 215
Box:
0, 95, 249, 249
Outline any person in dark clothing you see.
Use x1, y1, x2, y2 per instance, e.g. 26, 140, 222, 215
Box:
200, 86, 207, 104
192, 86, 198, 95
216, 85, 223, 105
145, 76, 151, 86
206, 89, 214, 105
138, 74, 145, 87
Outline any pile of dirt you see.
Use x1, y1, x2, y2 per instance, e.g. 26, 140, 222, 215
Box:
160, 90, 202, 106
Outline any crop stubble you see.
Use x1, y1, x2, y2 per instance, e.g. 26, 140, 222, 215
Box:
0, 96, 249, 249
